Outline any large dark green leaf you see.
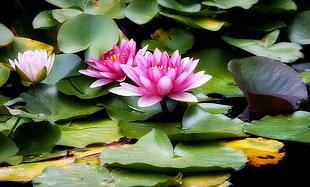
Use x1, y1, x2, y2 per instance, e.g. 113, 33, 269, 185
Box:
100, 129, 247, 173
57, 14, 119, 60
288, 10, 310, 45
0, 132, 19, 158
33, 164, 176, 186
19, 84, 103, 122
57, 118, 123, 148
12, 122, 61, 155
228, 56, 308, 112
42, 54, 85, 85
245, 111, 310, 143
223, 30, 303, 63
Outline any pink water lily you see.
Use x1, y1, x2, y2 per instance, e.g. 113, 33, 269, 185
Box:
9, 49, 55, 83
79, 39, 137, 88
110, 48, 212, 107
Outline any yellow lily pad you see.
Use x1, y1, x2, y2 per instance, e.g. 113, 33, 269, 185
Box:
0, 156, 75, 182
221, 137, 285, 167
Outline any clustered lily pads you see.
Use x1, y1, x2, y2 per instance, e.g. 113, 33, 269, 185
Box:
0, 0, 310, 186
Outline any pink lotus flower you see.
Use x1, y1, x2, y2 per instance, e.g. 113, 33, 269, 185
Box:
79, 39, 137, 88
110, 48, 212, 107
9, 49, 55, 83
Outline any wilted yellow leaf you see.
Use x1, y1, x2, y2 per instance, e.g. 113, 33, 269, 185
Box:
220, 137, 285, 167
0, 156, 75, 182
182, 172, 231, 187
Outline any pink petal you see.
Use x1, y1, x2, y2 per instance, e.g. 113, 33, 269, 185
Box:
187, 73, 212, 89
90, 78, 114, 88
138, 95, 163, 107
168, 92, 198, 103
120, 64, 141, 85
110, 83, 142, 96
157, 76, 173, 95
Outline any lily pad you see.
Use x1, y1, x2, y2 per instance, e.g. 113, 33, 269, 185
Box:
57, 14, 119, 60
84, 0, 127, 19
33, 164, 176, 187
0, 23, 14, 46
228, 56, 308, 112
51, 8, 82, 22
142, 27, 195, 55
157, 0, 201, 12
42, 53, 85, 85
222, 30, 304, 63
125, 0, 159, 24
57, 118, 123, 148
32, 10, 59, 30
202, 0, 258, 9
100, 129, 247, 173
56, 76, 116, 99
0, 63, 10, 87
19, 84, 103, 122
0, 132, 19, 158
288, 10, 310, 45
244, 111, 310, 143
12, 121, 61, 155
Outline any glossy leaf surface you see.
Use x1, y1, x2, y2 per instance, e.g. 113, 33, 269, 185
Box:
0, 23, 14, 46
202, 0, 258, 9
100, 129, 247, 173
288, 10, 310, 45
245, 111, 310, 143
125, 0, 159, 24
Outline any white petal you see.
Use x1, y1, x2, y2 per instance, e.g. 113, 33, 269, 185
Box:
90, 79, 113, 88
138, 95, 163, 107
168, 92, 198, 103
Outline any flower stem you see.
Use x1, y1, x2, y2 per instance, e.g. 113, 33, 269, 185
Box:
160, 98, 169, 113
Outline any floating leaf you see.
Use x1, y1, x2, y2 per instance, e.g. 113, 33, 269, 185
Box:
12, 121, 61, 155
198, 103, 232, 114
56, 76, 116, 99
45, 0, 85, 9
157, 0, 201, 12
182, 172, 231, 187
0, 157, 75, 182
202, 0, 258, 9
160, 11, 225, 31
51, 8, 82, 22
57, 14, 119, 60
42, 54, 84, 85
245, 111, 310, 143
142, 27, 194, 54
19, 84, 103, 122
0, 23, 14, 46
0, 132, 19, 158
33, 163, 176, 187
125, 0, 159, 24
288, 10, 310, 45
57, 118, 123, 148
189, 48, 242, 97
100, 129, 247, 173
221, 137, 285, 167
0, 63, 10, 87
101, 95, 164, 122
84, 0, 127, 19
32, 10, 59, 30
223, 30, 304, 63
228, 56, 308, 112
252, 0, 297, 13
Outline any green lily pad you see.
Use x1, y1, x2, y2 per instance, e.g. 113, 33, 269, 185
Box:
288, 10, 310, 45
0, 63, 10, 87
0, 23, 14, 46
56, 76, 116, 99
125, 0, 159, 24
51, 8, 82, 22
157, 0, 201, 12
100, 129, 247, 173
202, 0, 258, 9
120, 104, 246, 141
160, 11, 225, 31
33, 163, 176, 187
57, 118, 123, 148
84, 0, 127, 19
245, 111, 310, 143
142, 27, 194, 54
42, 54, 85, 85
19, 84, 103, 122
33, 10, 59, 30
12, 121, 61, 155
57, 14, 119, 60
222, 30, 304, 63
228, 56, 308, 112
0, 132, 19, 158
101, 95, 165, 122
